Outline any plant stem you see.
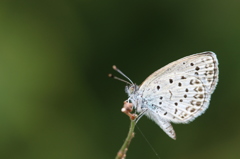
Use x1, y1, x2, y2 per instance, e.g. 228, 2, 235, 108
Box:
115, 119, 136, 159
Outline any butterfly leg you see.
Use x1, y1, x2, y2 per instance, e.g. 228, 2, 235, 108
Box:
134, 108, 148, 123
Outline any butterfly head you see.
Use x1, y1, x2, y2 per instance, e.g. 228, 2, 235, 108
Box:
125, 84, 139, 96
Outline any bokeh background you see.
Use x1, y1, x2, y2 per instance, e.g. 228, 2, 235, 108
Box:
0, 1, 239, 159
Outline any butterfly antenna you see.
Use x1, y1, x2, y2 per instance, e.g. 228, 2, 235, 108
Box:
112, 65, 134, 85
108, 74, 132, 85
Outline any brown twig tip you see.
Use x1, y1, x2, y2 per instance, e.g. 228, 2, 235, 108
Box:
123, 101, 133, 112
130, 114, 137, 120
121, 102, 138, 120
121, 107, 126, 113
112, 65, 117, 70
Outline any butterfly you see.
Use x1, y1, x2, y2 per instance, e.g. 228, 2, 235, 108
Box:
109, 51, 219, 139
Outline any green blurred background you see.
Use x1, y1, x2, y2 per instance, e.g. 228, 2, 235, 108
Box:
0, 1, 239, 159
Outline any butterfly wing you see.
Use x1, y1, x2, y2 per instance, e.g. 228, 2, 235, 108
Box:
140, 51, 218, 93
138, 52, 218, 138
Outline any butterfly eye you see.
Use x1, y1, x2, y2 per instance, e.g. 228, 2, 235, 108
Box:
130, 86, 135, 92
125, 85, 135, 95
